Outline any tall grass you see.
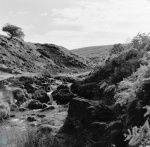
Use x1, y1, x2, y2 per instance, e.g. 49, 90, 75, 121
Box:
0, 124, 54, 147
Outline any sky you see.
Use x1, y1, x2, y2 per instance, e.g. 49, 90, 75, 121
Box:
0, 0, 150, 49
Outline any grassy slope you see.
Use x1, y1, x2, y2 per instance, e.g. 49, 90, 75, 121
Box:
0, 35, 88, 74
71, 45, 113, 58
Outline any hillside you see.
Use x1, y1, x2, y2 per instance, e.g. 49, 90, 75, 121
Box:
1, 33, 150, 147
0, 35, 88, 74
71, 45, 113, 65
62, 34, 150, 147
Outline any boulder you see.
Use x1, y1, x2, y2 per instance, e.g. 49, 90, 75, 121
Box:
10, 103, 19, 111
52, 89, 75, 104
53, 98, 117, 147
32, 89, 49, 103
57, 84, 69, 91
42, 103, 48, 109
67, 97, 95, 128
19, 76, 34, 84
10, 114, 15, 118
24, 83, 38, 93
19, 107, 26, 112
27, 116, 37, 122
47, 101, 53, 105
27, 99, 43, 110
40, 105, 55, 112
37, 114, 45, 118
12, 88, 28, 106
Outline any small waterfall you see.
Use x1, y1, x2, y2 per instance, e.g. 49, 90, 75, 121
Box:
47, 91, 54, 104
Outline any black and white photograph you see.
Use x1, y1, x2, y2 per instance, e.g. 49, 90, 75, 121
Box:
0, 0, 150, 147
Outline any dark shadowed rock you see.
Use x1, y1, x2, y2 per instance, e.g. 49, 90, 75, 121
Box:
32, 89, 49, 103
47, 101, 53, 105
42, 103, 48, 109
37, 114, 45, 118
12, 88, 28, 106
27, 116, 37, 122
53, 98, 117, 147
10, 103, 19, 111
24, 83, 38, 93
40, 105, 55, 112
10, 114, 15, 118
19, 107, 26, 112
57, 84, 69, 91
27, 99, 43, 110
52, 89, 75, 104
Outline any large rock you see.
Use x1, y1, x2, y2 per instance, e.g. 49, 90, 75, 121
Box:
27, 116, 37, 122
57, 84, 69, 91
53, 98, 118, 147
52, 89, 75, 104
27, 99, 43, 110
24, 83, 38, 93
68, 98, 115, 127
12, 88, 28, 106
32, 89, 49, 103
10, 103, 19, 111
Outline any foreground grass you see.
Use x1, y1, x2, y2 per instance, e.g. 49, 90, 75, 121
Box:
0, 123, 54, 147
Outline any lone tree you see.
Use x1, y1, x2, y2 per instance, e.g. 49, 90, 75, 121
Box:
2, 23, 25, 40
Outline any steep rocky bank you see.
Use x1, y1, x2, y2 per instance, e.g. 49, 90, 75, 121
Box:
0, 35, 89, 74
54, 42, 150, 147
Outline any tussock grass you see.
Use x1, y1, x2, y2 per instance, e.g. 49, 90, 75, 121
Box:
0, 124, 54, 147
0, 124, 37, 147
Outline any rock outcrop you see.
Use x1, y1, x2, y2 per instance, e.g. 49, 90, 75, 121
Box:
53, 98, 124, 147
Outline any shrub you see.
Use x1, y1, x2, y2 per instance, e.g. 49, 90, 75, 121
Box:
125, 119, 150, 147
109, 43, 125, 56
131, 33, 150, 50
2, 23, 25, 40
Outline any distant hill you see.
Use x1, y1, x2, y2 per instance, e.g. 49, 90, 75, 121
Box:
0, 35, 89, 74
71, 45, 113, 65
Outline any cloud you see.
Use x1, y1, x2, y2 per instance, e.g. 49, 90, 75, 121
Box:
8, 11, 14, 15
6, 0, 150, 49
52, 0, 149, 30
27, 29, 125, 49
40, 12, 48, 16
22, 25, 34, 30
48, 0, 150, 48
8, 11, 28, 15
17, 11, 28, 15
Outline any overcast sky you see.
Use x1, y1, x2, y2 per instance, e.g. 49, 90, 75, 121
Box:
0, 0, 150, 49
